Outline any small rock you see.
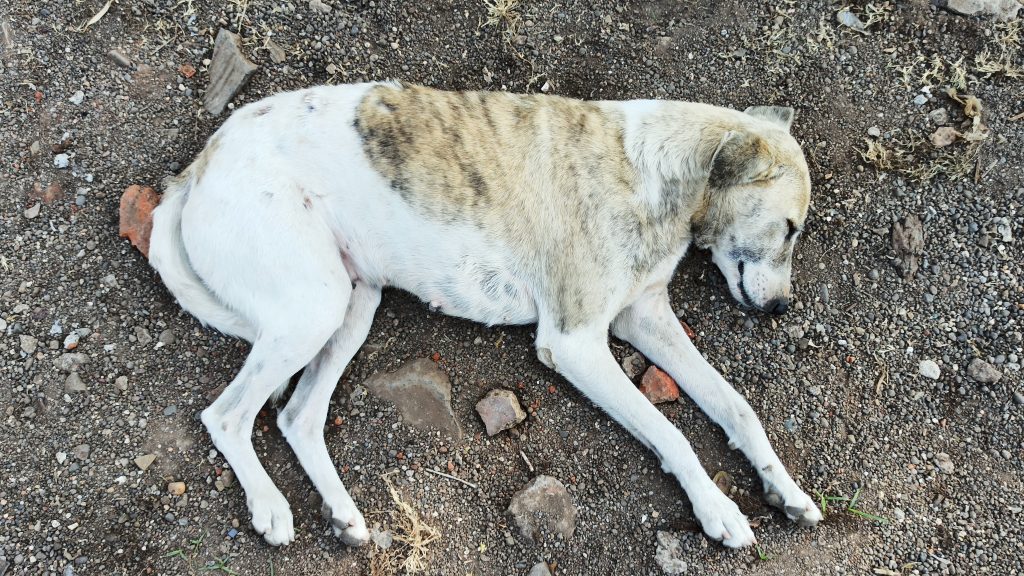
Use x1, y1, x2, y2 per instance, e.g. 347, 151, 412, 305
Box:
934, 452, 954, 474
64, 372, 87, 393
808, 385, 822, 396
114, 376, 129, 391
24, 203, 41, 219
507, 475, 577, 542
119, 185, 161, 258
72, 443, 90, 461
919, 359, 941, 380
167, 481, 186, 496
108, 49, 133, 67
204, 28, 259, 116
19, 335, 37, 354
363, 358, 462, 438
54, 353, 89, 372
712, 470, 734, 495
1013, 391, 1024, 405
369, 526, 393, 549
639, 366, 680, 404
266, 39, 287, 64
475, 388, 526, 436
1, 20, 13, 51
134, 454, 157, 471
867, 126, 881, 137
53, 153, 70, 168
56, 452, 67, 464
891, 214, 924, 279
930, 126, 958, 147
913, 94, 928, 106
967, 358, 1002, 383
941, 0, 1021, 21
528, 562, 552, 576
63, 332, 80, 350
655, 531, 689, 574
158, 329, 176, 345
309, 0, 332, 13
163, 404, 177, 416
836, 8, 868, 32
68, 90, 85, 105
621, 351, 646, 380
928, 108, 949, 125
220, 469, 235, 487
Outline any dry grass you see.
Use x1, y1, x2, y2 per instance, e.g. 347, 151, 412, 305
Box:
369, 473, 442, 576
975, 20, 1023, 78
483, 0, 522, 44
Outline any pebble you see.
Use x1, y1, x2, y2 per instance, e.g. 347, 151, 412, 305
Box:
204, 28, 259, 116
108, 49, 133, 67
1013, 391, 1024, 405
167, 481, 186, 496
621, 351, 646, 379
935, 452, 955, 474
528, 562, 552, 576
56, 452, 67, 464
19, 335, 37, 354
68, 90, 85, 105
114, 376, 129, 391
53, 153, 70, 168
919, 359, 941, 380
867, 126, 881, 137
54, 353, 89, 372
24, 202, 41, 219
119, 185, 161, 258
808, 385, 822, 396
363, 358, 462, 438
64, 372, 87, 393
913, 94, 928, 106
475, 388, 526, 436
928, 108, 949, 125
163, 405, 177, 416
134, 453, 157, 471
370, 526, 393, 549
967, 358, 1001, 383
72, 444, 90, 461
507, 475, 577, 542
654, 531, 689, 574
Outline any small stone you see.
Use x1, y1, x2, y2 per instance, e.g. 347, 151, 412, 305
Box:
119, 185, 161, 258
967, 359, 1002, 383
205, 29, 259, 116
114, 376, 129, 391
528, 562, 552, 576
68, 90, 85, 105
930, 126, 958, 148
24, 202, 41, 219
72, 443, 90, 461
919, 359, 941, 380
867, 126, 881, 137
64, 372, 87, 393
266, 39, 286, 64
220, 469, 235, 487
639, 366, 680, 404
56, 451, 67, 464
134, 453, 157, 471
655, 531, 689, 574
54, 353, 89, 372
808, 385, 822, 396
621, 351, 646, 380
928, 108, 949, 125
891, 214, 924, 279
913, 94, 928, 106
158, 329, 176, 345
108, 49, 133, 67
163, 405, 177, 416
309, 0, 332, 13
363, 358, 462, 438
369, 526, 393, 549
53, 153, 70, 168
1013, 391, 1024, 405
934, 452, 954, 474
943, 0, 1021, 21
475, 388, 527, 436
167, 481, 186, 496
507, 475, 577, 542
19, 335, 37, 354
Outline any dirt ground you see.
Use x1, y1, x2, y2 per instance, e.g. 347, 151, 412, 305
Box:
1, 0, 1023, 575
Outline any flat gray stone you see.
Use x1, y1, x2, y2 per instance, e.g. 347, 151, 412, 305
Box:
204, 28, 258, 116
919, 359, 941, 380
941, 0, 1021, 21
475, 388, 526, 436
363, 358, 462, 438
507, 475, 577, 542
967, 358, 1002, 383
54, 353, 89, 372
528, 562, 552, 576
655, 531, 689, 574
64, 372, 87, 393
134, 453, 157, 471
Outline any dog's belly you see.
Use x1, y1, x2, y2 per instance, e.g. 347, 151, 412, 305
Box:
409, 255, 538, 326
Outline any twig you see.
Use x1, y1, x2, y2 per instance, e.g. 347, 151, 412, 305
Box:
425, 468, 477, 489
519, 450, 534, 473
1010, 111, 1024, 121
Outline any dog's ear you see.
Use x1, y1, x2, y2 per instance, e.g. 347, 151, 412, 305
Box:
706, 130, 779, 188
743, 106, 795, 132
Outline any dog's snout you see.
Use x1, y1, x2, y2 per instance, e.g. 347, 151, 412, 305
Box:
765, 297, 790, 315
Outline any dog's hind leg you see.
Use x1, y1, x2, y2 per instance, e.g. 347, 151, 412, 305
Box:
611, 287, 822, 528
535, 318, 757, 548
277, 281, 381, 546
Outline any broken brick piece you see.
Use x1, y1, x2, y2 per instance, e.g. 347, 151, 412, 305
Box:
119, 185, 161, 258
639, 366, 680, 404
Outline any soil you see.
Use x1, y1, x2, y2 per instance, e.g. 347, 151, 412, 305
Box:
1, 0, 1022, 575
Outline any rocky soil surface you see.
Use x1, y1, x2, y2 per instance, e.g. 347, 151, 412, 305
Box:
1, 0, 1022, 575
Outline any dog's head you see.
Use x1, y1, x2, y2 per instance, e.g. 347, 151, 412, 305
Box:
693, 106, 811, 315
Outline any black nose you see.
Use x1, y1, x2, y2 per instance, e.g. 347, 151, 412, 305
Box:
765, 298, 790, 315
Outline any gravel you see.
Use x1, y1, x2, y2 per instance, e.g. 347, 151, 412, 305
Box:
1, 1, 1022, 574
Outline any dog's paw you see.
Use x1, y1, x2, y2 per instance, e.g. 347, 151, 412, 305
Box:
248, 489, 296, 546
692, 491, 756, 548
764, 480, 822, 527
322, 500, 370, 546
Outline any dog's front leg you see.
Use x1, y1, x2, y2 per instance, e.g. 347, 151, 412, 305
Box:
611, 287, 822, 528
536, 321, 757, 548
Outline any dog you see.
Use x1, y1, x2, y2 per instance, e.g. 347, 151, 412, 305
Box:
148, 81, 822, 549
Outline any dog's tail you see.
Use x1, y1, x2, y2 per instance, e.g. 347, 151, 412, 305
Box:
149, 170, 257, 342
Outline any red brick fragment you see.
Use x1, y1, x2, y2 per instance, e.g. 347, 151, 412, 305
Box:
119, 185, 161, 258
639, 366, 680, 404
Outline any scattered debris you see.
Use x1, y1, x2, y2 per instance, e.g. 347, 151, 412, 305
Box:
934, 452, 955, 474
54, 353, 89, 372
836, 8, 869, 33
939, 0, 1022, 22
119, 185, 161, 258
919, 359, 941, 380
967, 358, 1002, 383
75, 0, 114, 32
475, 388, 526, 436
639, 366, 681, 404
19, 335, 38, 354
984, 216, 1013, 242
712, 470, 735, 495
654, 531, 689, 575
890, 214, 924, 279
108, 49, 132, 68
370, 473, 441, 575
134, 454, 157, 471
53, 153, 69, 168
204, 29, 258, 116
179, 63, 196, 78
266, 39, 287, 63
930, 126, 958, 147
507, 475, 577, 542
363, 358, 463, 438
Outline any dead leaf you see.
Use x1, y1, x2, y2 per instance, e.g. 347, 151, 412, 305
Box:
712, 471, 734, 495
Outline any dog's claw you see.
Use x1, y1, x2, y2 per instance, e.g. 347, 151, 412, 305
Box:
323, 501, 370, 546
764, 483, 822, 528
